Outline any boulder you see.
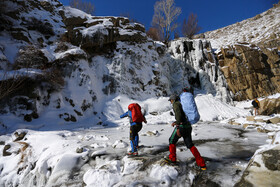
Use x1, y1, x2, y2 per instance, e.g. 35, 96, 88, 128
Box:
3, 144, 12, 156
259, 97, 280, 115
269, 117, 280, 124
235, 145, 280, 187
246, 116, 255, 122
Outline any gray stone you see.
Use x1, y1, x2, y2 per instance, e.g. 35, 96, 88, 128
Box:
262, 149, 280, 171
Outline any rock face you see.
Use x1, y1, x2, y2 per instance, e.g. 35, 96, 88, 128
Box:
199, 3, 280, 101
61, 7, 147, 54
259, 97, 280, 115
218, 43, 280, 100
168, 39, 231, 102
0, 0, 169, 124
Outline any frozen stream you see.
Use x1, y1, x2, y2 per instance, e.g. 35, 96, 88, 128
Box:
0, 122, 268, 187
77, 122, 267, 186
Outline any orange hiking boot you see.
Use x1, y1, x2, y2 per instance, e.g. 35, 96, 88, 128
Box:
201, 166, 207, 171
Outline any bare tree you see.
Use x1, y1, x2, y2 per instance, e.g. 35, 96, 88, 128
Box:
69, 0, 95, 15
152, 0, 181, 43
0, 72, 27, 100
174, 30, 180, 39
146, 27, 162, 41
182, 13, 201, 39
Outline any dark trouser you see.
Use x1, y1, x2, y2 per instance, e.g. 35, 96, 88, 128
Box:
169, 126, 205, 167
130, 123, 142, 152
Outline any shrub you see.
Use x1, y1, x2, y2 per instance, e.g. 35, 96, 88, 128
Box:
43, 67, 65, 90
25, 17, 55, 36
13, 45, 49, 70
0, 73, 27, 100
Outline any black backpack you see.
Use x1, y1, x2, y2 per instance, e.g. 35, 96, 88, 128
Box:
252, 100, 258, 108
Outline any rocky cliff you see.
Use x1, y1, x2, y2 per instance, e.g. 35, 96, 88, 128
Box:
218, 43, 280, 100
0, 0, 279, 126
197, 2, 280, 101
1, 0, 222, 125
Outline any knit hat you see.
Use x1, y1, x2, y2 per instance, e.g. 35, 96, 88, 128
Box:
168, 94, 178, 101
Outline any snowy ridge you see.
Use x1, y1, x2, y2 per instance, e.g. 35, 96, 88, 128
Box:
203, 3, 280, 49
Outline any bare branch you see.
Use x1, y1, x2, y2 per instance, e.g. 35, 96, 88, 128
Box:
0, 71, 27, 100
182, 13, 202, 39
152, 0, 181, 43
146, 27, 162, 41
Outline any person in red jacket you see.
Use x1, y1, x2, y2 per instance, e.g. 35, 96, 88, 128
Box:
166, 94, 206, 170
120, 103, 147, 156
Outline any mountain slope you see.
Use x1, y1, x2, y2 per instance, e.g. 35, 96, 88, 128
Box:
200, 2, 280, 49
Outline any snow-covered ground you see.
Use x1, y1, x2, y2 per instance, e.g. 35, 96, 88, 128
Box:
1, 93, 280, 186
0, 1, 279, 186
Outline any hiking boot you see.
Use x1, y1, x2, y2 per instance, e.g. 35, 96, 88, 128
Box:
201, 166, 207, 171
164, 156, 176, 163
127, 151, 138, 156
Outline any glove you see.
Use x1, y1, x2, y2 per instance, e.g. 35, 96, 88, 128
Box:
171, 122, 176, 127
176, 129, 181, 137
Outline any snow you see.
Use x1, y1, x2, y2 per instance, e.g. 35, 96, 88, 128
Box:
0, 0, 279, 186
63, 6, 91, 19
204, 4, 280, 49
150, 164, 178, 185
1, 92, 279, 186
0, 69, 43, 81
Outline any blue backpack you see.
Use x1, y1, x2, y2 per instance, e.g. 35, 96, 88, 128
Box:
180, 92, 200, 124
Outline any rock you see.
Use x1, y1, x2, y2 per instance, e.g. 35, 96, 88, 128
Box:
61, 10, 147, 54
232, 122, 241, 125
255, 118, 265, 123
76, 147, 84, 153
149, 112, 158, 116
229, 119, 241, 125
246, 116, 255, 122
14, 131, 27, 141
259, 97, 280, 115
262, 149, 280, 170
257, 127, 272, 133
3, 144, 12, 156
243, 124, 252, 129
13, 45, 49, 70
218, 44, 280, 101
269, 117, 280, 124
143, 130, 159, 137
235, 145, 280, 187
243, 123, 261, 129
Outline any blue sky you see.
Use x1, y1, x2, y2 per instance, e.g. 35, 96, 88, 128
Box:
59, 0, 278, 33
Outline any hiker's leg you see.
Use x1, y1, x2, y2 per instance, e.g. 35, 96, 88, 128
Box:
183, 127, 206, 167
190, 146, 206, 167
134, 124, 143, 147
168, 128, 180, 162
130, 125, 137, 152
182, 127, 194, 149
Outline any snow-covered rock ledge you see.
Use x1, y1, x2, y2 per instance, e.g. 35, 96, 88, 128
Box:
235, 131, 280, 186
